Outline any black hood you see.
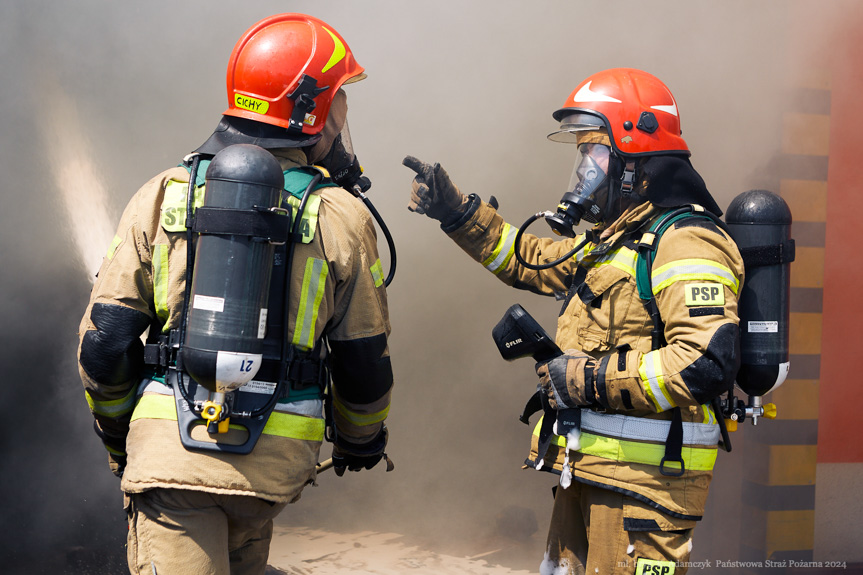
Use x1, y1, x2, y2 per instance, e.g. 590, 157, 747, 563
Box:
640, 155, 723, 217
193, 116, 321, 156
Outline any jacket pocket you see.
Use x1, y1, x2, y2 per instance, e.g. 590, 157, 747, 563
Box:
574, 265, 635, 353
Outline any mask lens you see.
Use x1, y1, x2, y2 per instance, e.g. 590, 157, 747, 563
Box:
560, 144, 610, 224
568, 144, 609, 197
337, 119, 355, 160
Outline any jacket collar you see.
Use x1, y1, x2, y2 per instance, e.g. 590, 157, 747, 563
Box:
589, 203, 661, 257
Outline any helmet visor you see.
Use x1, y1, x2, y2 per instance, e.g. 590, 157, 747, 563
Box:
548, 113, 607, 143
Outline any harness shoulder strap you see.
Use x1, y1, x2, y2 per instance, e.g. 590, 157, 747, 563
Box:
283, 166, 338, 199
635, 207, 716, 300
634, 205, 723, 475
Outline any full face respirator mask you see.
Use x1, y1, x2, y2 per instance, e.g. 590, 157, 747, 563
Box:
546, 143, 612, 237
314, 118, 397, 287
317, 119, 371, 195
513, 141, 636, 271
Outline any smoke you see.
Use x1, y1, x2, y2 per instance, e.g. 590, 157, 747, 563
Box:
0, 0, 846, 573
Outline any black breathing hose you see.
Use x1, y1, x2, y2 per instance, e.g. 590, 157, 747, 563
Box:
176, 154, 203, 407
355, 189, 397, 287
513, 211, 593, 271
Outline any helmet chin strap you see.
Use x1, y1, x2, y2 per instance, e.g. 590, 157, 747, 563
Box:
620, 161, 637, 197
595, 158, 638, 227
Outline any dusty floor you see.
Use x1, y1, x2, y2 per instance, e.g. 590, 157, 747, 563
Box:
266, 527, 536, 575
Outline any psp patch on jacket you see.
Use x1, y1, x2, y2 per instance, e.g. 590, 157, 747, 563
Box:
635, 557, 676, 574
684, 282, 724, 306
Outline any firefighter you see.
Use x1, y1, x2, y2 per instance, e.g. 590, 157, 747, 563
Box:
404, 68, 743, 574
78, 14, 394, 574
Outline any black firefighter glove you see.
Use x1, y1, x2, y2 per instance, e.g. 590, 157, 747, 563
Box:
402, 156, 469, 225
93, 419, 128, 478
332, 426, 394, 477
536, 350, 600, 410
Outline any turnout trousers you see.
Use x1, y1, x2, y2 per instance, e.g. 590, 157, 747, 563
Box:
543, 481, 696, 575
126, 488, 287, 575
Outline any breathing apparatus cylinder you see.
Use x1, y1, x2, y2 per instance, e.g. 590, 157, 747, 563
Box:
181, 144, 285, 395
725, 189, 794, 398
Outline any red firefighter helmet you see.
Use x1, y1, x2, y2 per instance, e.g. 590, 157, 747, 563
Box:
548, 68, 689, 157
223, 13, 365, 136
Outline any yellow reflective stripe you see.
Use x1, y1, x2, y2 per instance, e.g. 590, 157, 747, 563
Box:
334, 399, 390, 427
292, 257, 328, 351
130, 394, 324, 441
284, 194, 322, 244
86, 386, 138, 418
639, 351, 676, 412
105, 445, 125, 456
590, 245, 637, 276
651, 258, 739, 296
106, 235, 122, 260
161, 180, 205, 232
130, 393, 175, 422
532, 419, 567, 446
579, 431, 717, 471
370, 258, 384, 288
572, 234, 594, 263
152, 244, 169, 326
262, 411, 325, 441
482, 223, 517, 275
531, 420, 716, 471
321, 27, 346, 73
703, 404, 716, 425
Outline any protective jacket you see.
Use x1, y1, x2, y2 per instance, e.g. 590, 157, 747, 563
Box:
78, 148, 393, 503
445, 197, 743, 520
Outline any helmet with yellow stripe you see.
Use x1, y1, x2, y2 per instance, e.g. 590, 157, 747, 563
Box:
223, 13, 366, 138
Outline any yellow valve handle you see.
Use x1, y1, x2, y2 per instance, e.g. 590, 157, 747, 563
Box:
202, 400, 222, 422
725, 419, 738, 432
202, 400, 231, 434
762, 403, 778, 420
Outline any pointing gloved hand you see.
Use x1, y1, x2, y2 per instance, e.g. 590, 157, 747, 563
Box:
332, 425, 394, 477
536, 350, 599, 410
402, 156, 469, 224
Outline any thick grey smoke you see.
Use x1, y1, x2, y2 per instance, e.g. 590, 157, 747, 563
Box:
0, 0, 828, 572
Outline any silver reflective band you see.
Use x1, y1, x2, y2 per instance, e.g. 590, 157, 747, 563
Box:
137, 378, 322, 418
581, 410, 720, 446
483, 223, 517, 274
140, 378, 172, 396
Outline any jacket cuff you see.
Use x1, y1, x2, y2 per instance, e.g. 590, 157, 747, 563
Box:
596, 347, 655, 412
440, 193, 482, 233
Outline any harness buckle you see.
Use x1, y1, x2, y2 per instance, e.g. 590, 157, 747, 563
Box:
143, 331, 181, 372
659, 455, 686, 477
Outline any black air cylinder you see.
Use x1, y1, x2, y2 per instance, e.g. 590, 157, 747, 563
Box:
182, 144, 284, 394
725, 189, 793, 397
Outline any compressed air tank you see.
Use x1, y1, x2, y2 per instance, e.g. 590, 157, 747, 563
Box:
725, 189, 794, 397
182, 144, 284, 394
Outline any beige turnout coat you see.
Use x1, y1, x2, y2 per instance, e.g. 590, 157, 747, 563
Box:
78, 149, 393, 503
447, 198, 744, 520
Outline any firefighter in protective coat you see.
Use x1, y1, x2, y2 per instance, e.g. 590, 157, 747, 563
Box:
404, 68, 743, 574
78, 14, 393, 574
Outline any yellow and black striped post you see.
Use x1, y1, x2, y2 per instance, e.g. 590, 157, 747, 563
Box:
739, 65, 829, 566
